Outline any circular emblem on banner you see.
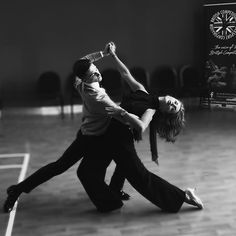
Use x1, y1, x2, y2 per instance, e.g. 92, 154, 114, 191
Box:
210, 10, 236, 40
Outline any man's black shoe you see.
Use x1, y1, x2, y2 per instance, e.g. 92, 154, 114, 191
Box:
119, 190, 130, 201
3, 185, 20, 213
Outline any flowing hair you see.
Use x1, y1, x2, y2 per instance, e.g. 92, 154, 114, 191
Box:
153, 102, 185, 142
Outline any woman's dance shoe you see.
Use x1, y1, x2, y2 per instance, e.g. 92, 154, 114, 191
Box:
3, 185, 20, 213
185, 188, 204, 209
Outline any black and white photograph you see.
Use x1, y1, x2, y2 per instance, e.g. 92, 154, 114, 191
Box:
0, 1, 236, 235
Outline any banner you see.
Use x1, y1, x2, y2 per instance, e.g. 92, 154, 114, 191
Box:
204, 2, 236, 98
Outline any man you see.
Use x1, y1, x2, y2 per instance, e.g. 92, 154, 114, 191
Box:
3, 42, 131, 213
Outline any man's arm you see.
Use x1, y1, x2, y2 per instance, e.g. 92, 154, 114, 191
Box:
82, 51, 104, 63
81, 43, 111, 62
105, 106, 156, 133
83, 85, 155, 133
83, 86, 119, 115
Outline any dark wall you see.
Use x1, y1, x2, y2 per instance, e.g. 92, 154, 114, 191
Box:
0, 0, 205, 106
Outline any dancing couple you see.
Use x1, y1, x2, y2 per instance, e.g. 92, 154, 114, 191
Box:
3, 42, 203, 214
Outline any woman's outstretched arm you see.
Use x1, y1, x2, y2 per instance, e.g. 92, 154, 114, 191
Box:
109, 42, 147, 93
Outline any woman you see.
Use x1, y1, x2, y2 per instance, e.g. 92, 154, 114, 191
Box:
77, 42, 204, 213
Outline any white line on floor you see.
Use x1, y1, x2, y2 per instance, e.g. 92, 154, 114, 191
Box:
0, 153, 30, 158
5, 153, 30, 236
0, 165, 22, 169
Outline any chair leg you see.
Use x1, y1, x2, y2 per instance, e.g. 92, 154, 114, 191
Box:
61, 105, 64, 119
0, 99, 2, 119
199, 96, 202, 108
207, 95, 211, 110
59, 95, 64, 119
70, 96, 74, 119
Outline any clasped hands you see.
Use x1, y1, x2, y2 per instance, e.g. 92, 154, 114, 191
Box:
103, 41, 116, 56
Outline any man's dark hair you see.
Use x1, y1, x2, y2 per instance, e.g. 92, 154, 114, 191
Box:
73, 59, 91, 79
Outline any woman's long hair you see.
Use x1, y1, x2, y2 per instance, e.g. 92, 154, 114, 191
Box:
153, 103, 185, 142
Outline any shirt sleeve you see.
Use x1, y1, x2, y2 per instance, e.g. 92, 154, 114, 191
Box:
82, 51, 104, 63
83, 87, 119, 115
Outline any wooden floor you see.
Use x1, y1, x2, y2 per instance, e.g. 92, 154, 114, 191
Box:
0, 108, 236, 236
